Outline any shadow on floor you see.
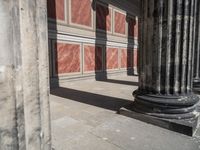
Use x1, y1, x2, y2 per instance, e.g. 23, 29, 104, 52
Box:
101, 79, 138, 86
51, 87, 133, 111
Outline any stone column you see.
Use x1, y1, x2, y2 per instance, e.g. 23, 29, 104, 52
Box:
0, 0, 51, 150
120, 0, 199, 136
193, 1, 200, 89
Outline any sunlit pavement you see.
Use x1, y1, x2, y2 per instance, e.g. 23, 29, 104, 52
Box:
50, 75, 200, 150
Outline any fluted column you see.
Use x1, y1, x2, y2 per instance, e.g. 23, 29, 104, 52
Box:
193, 1, 200, 88
0, 0, 51, 149
120, 0, 200, 135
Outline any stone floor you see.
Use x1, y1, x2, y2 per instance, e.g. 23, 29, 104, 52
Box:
50, 75, 200, 150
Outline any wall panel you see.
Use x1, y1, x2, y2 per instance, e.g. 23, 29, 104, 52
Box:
121, 48, 133, 68
106, 47, 119, 69
54, 42, 81, 74
84, 44, 103, 72
114, 10, 126, 35
70, 0, 93, 28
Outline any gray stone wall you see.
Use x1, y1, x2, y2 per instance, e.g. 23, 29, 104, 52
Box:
0, 0, 51, 150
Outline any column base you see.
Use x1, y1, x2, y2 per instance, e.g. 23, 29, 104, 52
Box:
193, 79, 200, 91
119, 103, 200, 136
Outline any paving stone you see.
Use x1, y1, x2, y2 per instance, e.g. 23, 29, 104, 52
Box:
50, 75, 200, 150
91, 115, 200, 150
58, 132, 122, 150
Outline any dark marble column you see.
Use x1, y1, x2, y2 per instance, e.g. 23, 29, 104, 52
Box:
0, 0, 51, 149
120, 0, 200, 136
193, 1, 200, 88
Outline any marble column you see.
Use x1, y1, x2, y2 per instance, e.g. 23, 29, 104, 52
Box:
193, 0, 200, 88
0, 0, 51, 150
120, 0, 200, 136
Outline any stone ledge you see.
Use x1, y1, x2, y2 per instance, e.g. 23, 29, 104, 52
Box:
119, 105, 200, 136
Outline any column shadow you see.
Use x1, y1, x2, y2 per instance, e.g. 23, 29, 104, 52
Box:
126, 14, 135, 76
47, 0, 59, 88
99, 79, 138, 86
92, 1, 108, 80
51, 87, 133, 111
92, 1, 139, 86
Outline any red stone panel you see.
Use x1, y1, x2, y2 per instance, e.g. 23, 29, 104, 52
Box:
84, 45, 103, 72
114, 11, 126, 34
47, 0, 65, 20
55, 42, 80, 74
106, 48, 118, 69
96, 3, 111, 31
71, 0, 92, 27
121, 48, 132, 68
133, 49, 138, 68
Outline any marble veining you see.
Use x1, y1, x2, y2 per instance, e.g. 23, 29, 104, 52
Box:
114, 11, 126, 34
71, 0, 92, 27
84, 45, 103, 72
55, 42, 80, 74
133, 49, 138, 68
106, 48, 118, 69
121, 48, 132, 68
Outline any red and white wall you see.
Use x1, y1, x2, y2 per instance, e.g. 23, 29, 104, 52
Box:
47, 0, 139, 82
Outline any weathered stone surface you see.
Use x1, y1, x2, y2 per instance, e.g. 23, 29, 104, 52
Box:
0, 0, 51, 149
121, 0, 200, 136
193, 0, 200, 89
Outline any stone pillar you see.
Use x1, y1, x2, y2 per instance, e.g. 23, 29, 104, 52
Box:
0, 0, 51, 150
193, 1, 200, 89
120, 0, 200, 136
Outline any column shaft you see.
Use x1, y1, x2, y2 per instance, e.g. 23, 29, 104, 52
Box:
0, 0, 51, 150
135, 0, 199, 119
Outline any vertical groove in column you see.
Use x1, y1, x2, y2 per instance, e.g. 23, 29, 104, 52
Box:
138, 0, 143, 89
193, 0, 199, 79
160, 0, 167, 94
152, 0, 163, 93
170, 0, 177, 94
187, 0, 195, 92
198, 2, 200, 78
144, 0, 149, 91
165, 0, 173, 94
173, 0, 183, 94
193, 0, 200, 82
146, 0, 154, 92
191, 0, 196, 90
145, 0, 150, 91
139, 0, 147, 90
181, 0, 190, 93
198, 1, 200, 78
